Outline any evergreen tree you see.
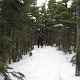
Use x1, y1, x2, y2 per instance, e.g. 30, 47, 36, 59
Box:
0, 0, 37, 79
47, 0, 77, 53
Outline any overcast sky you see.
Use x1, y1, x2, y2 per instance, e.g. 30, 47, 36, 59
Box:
37, 0, 62, 8
37, 0, 48, 7
37, 0, 71, 8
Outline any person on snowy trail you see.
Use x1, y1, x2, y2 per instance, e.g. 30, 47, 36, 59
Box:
37, 31, 44, 48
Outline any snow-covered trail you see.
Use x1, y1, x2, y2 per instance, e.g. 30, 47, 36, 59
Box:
9, 45, 80, 80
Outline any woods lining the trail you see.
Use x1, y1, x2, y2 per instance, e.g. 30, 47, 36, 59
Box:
0, 0, 80, 79
0, 0, 77, 64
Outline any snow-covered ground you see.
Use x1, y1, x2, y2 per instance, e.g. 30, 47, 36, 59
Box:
9, 45, 80, 80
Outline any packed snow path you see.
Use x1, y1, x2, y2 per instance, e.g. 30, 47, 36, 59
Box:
10, 46, 80, 80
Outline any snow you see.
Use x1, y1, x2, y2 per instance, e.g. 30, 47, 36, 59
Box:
0, 75, 4, 80
8, 45, 80, 80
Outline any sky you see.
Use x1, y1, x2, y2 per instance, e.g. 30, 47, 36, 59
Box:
37, 0, 48, 6
37, 0, 62, 7
37, 0, 49, 8
37, 0, 71, 8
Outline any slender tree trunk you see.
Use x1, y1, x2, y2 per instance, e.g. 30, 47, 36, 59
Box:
17, 37, 21, 62
12, 32, 17, 62
75, 0, 80, 76
9, 30, 12, 64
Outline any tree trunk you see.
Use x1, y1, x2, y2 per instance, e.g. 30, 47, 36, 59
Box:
9, 29, 12, 64
17, 38, 21, 62
75, 0, 80, 76
12, 32, 17, 62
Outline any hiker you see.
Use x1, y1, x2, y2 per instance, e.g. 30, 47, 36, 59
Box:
37, 31, 44, 48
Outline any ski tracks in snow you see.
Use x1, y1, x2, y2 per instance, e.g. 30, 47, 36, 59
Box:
9, 45, 80, 80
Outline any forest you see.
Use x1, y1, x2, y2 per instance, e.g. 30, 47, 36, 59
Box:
0, 0, 80, 80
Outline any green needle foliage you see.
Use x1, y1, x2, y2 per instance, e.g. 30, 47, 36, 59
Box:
0, 62, 25, 80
